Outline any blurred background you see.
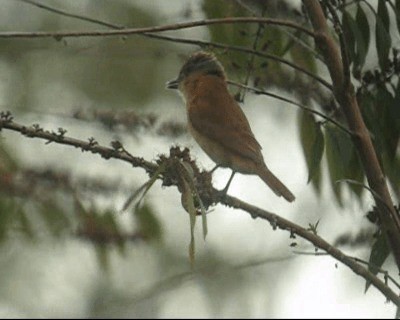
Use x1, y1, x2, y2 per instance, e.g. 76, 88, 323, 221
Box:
0, 0, 398, 317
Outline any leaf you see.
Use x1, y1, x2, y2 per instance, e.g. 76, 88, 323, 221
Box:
0, 198, 14, 241
180, 161, 208, 240
299, 111, 322, 193
378, 0, 390, 30
346, 150, 364, 198
377, 86, 399, 161
376, 2, 392, 70
325, 125, 354, 206
354, 4, 370, 70
342, 10, 356, 66
202, 0, 252, 73
308, 122, 325, 184
181, 178, 197, 268
365, 231, 390, 292
121, 162, 165, 211
38, 200, 71, 237
17, 208, 35, 240
386, 157, 400, 195
395, 0, 400, 34
134, 203, 162, 241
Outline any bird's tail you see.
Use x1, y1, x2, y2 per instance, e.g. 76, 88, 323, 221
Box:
258, 167, 295, 202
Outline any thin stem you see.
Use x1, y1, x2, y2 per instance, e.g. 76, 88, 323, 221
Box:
228, 80, 351, 135
17, 0, 125, 29
0, 17, 317, 39
17, 0, 331, 91
147, 34, 333, 91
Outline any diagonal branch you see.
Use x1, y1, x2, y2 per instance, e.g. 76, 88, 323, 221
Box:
0, 113, 399, 306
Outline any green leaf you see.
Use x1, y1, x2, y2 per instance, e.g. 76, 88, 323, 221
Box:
17, 208, 35, 240
377, 86, 399, 161
346, 150, 364, 198
299, 111, 322, 193
38, 200, 71, 237
0, 198, 15, 241
354, 4, 370, 70
342, 10, 356, 66
378, 0, 390, 30
376, 2, 392, 70
325, 125, 354, 206
395, 0, 400, 34
386, 156, 400, 195
365, 231, 390, 292
308, 122, 325, 184
134, 203, 162, 241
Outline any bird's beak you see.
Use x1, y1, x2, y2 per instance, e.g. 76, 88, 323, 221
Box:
166, 78, 179, 90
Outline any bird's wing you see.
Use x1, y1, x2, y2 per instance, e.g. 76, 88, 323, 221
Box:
188, 89, 263, 164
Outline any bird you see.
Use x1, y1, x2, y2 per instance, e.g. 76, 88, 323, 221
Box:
166, 51, 295, 202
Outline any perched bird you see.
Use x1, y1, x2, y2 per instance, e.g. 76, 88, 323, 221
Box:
166, 51, 295, 202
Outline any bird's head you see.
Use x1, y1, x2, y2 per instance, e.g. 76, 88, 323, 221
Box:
166, 51, 226, 98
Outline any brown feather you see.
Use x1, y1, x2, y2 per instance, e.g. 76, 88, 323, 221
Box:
186, 74, 263, 166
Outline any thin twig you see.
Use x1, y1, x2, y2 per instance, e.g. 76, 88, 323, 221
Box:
228, 80, 351, 135
218, 192, 400, 307
17, 0, 125, 29
293, 250, 400, 290
239, 8, 267, 101
325, 1, 351, 89
17, 0, 331, 91
0, 17, 316, 39
146, 34, 333, 91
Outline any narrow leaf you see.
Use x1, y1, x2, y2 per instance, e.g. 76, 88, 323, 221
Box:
395, 0, 400, 34
299, 111, 322, 193
376, 3, 392, 70
181, 178, 197, 268
181, 161, 208, 239
365, 231, 390, 292
308, 123, 325, 183
121, 162, 166, 211
342, 10, 357, 65
355, 4, 370, 69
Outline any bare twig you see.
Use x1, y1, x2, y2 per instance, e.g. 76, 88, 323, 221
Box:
148, 34, 333, 90
0, 17, 317, 39
293, 250, 400, 290
17, 0, 124, 29
17, 0, 331, 91
228, 80, 351, 135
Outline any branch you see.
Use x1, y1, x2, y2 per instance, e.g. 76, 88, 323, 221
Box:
218, 193, 400, 306
227, 80, 351, 135
17, 0, 125, 30
149, 35, 333, 91
17, 0, 331, 91
302, 0, 400, 271
0, 17, 316, 39
0, 112, 399, 306
0, 112, 157, 174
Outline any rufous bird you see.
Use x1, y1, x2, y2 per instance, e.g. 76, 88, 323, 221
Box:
166, 51, 295, 202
